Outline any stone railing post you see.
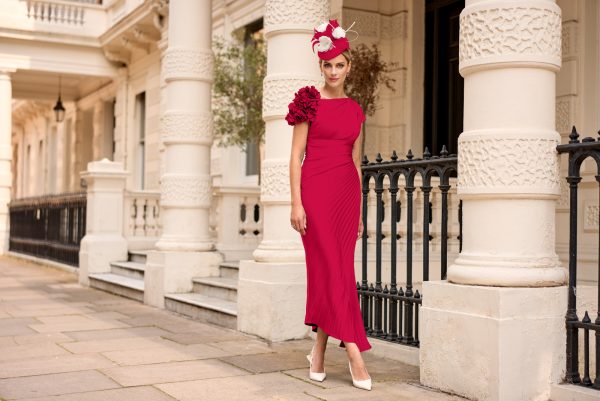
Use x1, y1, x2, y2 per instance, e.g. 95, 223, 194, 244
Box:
78, 158, 128, 286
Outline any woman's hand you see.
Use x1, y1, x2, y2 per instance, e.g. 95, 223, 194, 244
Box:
357, 218, 364, 239
291, 203, 307, 235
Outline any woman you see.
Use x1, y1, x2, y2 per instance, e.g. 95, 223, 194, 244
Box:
286, 19, 372, 391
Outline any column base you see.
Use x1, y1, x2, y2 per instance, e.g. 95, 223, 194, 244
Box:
237, 259, 307, 342
78, 234, 127, 286
144, 250, 223, 308
448, 253, 567, 287
420, 281, 567, 401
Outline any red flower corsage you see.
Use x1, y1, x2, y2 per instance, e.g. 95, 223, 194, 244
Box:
285, 85, 321, 126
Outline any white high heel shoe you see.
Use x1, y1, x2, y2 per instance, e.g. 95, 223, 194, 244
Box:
348, 361, 372, 390
306, 345, 326, 382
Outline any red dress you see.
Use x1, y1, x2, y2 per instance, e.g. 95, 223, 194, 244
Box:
286, 85, 371, 352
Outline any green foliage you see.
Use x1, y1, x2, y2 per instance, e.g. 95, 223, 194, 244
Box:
212, 31, 266, 150
345, 43, 397, 117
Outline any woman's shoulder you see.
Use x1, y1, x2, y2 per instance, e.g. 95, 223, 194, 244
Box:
285, 85, 321, 126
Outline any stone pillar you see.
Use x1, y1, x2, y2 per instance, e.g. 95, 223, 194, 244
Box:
145, 0, 222, 308
0, 70, 14, 255
420, 2, 568, 400
236, 1, 330, 341
79, 159, 128, 286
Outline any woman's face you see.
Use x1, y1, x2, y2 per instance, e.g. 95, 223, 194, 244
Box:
321, 54, 350, 89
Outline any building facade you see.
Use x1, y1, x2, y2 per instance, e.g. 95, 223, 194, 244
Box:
1, 0, 600, 400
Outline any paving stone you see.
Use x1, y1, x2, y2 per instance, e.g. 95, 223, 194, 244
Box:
219, 350, 313, 374
66, 326, 171, 342
101, 342, 231, 365
100, 359, 250, 386
29, 319, 131, 333
161, 330, 248, 345
15, 386, 177, 401
61, 336, 180, 354
206, 339, 276, 356
156, 371, 322, 401
0, 370, 121, 399
12, 332, 74, 344
0, 255, 464, 401
0, 317, 39, 336
0, 353, 117, 378
0, 342, 70, 362
5, 306, 97, 317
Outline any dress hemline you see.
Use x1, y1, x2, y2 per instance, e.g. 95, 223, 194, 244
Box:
305, 321, 372, 352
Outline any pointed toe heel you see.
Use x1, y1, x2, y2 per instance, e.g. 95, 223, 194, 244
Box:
307, 348, 326, 382
348, 361, 372, 391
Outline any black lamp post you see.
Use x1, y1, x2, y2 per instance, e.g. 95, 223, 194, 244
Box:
53, 75, 65, 123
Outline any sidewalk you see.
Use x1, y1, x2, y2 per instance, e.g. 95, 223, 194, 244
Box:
0, 255, 465, 401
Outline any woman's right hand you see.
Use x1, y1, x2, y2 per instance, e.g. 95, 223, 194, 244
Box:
290, 203, 307, 235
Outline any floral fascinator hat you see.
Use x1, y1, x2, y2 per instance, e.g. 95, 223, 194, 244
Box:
284, 19, 359, 126
311, 19, 358, 60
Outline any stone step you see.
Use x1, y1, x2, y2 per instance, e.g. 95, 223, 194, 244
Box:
219, 261, 239, 280
110, 261, 145, 280
129, 250, 149, 264
164, 292, 237, 330
192, 276, 237, 302
89, 273, 144, 302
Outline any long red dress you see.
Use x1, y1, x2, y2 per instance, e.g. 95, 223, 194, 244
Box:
286, 85, 372, 352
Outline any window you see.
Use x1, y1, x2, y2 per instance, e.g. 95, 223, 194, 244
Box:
424, 0, 464, 155
242, 18, 263, 177
135, 92, 146, 189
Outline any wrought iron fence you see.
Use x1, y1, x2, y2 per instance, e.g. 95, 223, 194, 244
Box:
558, 127, 600, 388
9, 192, 86, 267
358, 147, 460, 347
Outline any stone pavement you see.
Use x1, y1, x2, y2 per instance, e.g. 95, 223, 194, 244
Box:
0, 255, 466, 401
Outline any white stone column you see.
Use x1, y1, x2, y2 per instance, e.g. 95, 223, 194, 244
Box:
79, 159, 128, 286
145, 0, 222, 308
0, 70, 14, 254
236, 1, 330, 341
420, 2, 568, 400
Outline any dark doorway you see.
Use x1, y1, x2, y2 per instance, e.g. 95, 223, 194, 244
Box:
424, 0, 464, 156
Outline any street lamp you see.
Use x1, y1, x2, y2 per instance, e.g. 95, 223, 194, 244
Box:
53, 75, 65, 123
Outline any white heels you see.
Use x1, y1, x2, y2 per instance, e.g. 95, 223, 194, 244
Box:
348, 361, 372, 391
306, 346, 326, 382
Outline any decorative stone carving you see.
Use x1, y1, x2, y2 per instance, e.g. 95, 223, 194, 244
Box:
380, 11, 407, 40
160, 111, 212, 144
261, 159, 290, 199
342, 9, 380, 38
163, 47, 213, 82
458, 133, 560, 195
262, 76, 322, 117
557, 178, 569, 209
459, 4, 561, 71
555, 95, 574, 134
584, 201, 599, 232
160, 174, 211, 208
561, 20, 577, 59
264, 0, 329, 28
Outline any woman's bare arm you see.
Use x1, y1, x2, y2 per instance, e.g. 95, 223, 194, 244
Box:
290, 121, 309, 235
352, 129, 364, 238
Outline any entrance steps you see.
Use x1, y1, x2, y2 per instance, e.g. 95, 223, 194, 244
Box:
89, 250, 148, 302
165, 261, 239, 330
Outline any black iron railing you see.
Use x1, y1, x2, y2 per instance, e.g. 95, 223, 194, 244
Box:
558, 127, 600, 388
359, 147, 460, 347
9, 192, 87, 267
